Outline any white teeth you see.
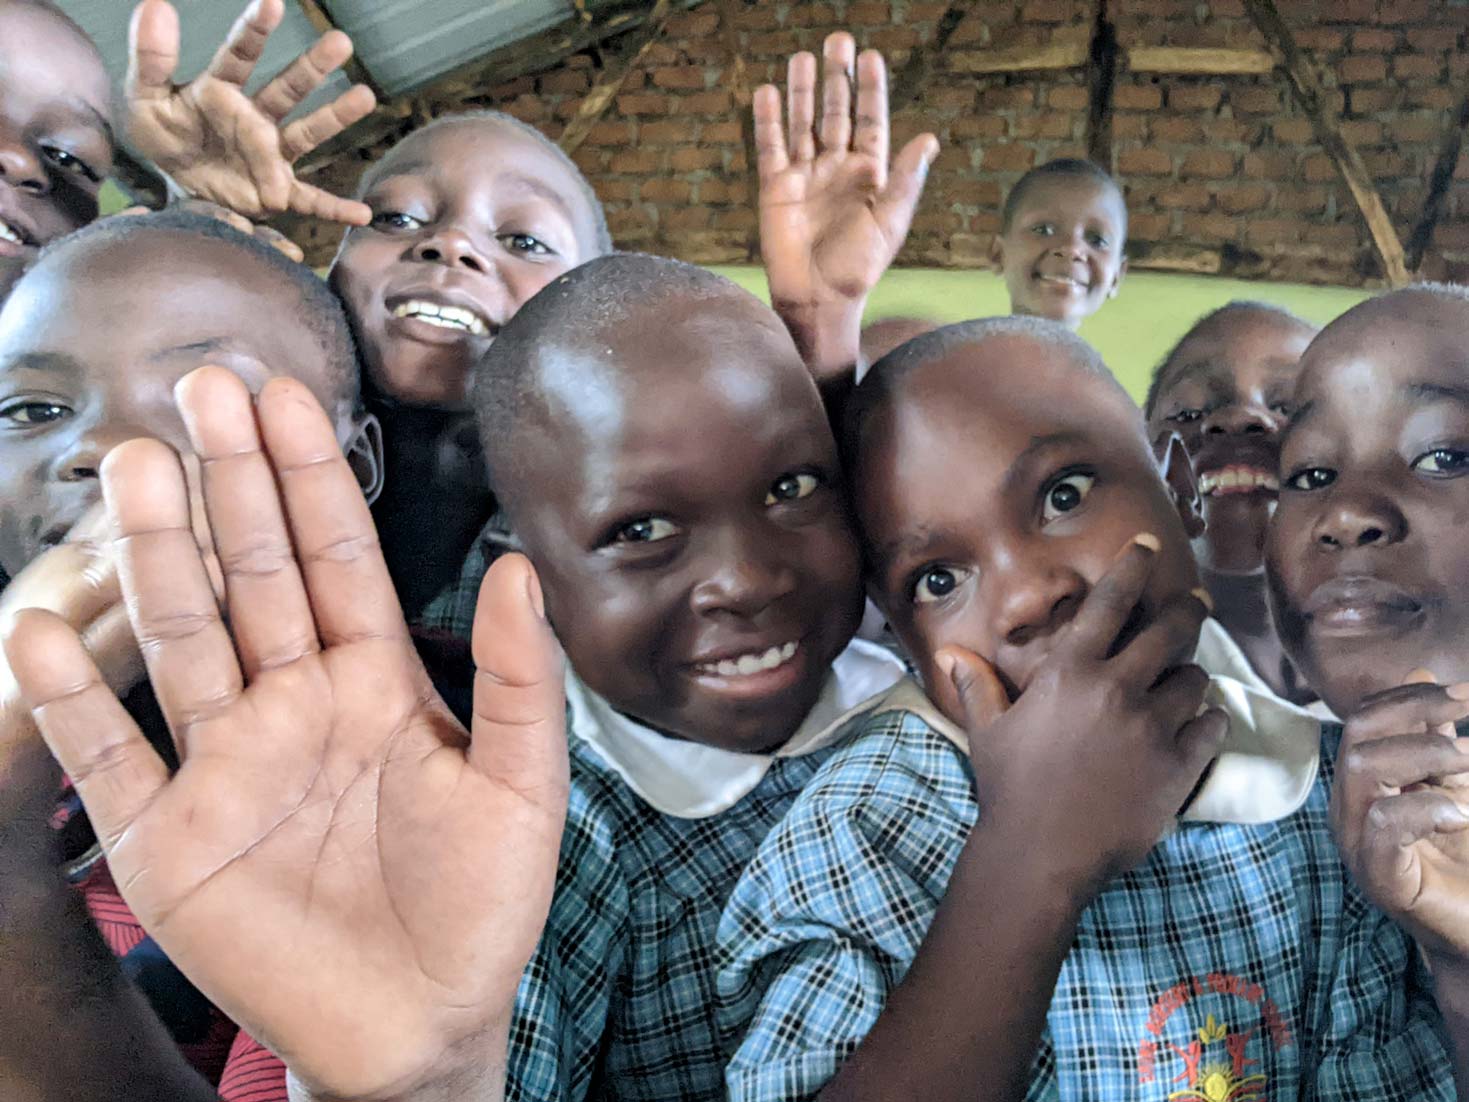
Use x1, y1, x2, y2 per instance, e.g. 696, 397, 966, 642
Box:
1199, 466, 1280, 496
700, 641, 798, 678
391, 299, 489, 335
0, 219, 23, 246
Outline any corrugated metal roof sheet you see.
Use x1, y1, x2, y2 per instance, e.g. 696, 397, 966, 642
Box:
324, 0, 571, 97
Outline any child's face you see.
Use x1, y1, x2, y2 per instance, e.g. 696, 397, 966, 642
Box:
856, 335, 1201, 702
995, 177, 1127, 329
1147, 312, 1314, 576
1268, 294, 1469, 717
0, 233, 350, 576
332, 120, 603, 410
0, 2, 113, 270
510, 295, 863, 753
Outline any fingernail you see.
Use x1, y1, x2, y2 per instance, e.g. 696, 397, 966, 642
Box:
1405, 668, 1438, 684
1448, 682, 1469, 701
934, 651, 956, 684
525, 568, 546, 621
1190, 587, 1214, 614
1132, 532, 1162, 553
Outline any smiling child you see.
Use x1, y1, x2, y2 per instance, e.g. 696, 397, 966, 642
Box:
1147, 302, 1320, 703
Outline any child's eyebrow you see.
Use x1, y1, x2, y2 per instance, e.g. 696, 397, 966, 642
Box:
150, 338, 229, 362
1001, 431, 1090, 496
0, 350, 82, 378
1405, 380, 1469, 407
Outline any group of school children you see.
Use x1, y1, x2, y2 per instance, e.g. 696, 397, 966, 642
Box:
2, 0, 1469, 1099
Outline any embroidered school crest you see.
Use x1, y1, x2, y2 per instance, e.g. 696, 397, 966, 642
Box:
1136, 972, 1292, 1099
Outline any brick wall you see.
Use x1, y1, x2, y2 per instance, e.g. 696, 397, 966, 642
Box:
294, 0, 1469, 288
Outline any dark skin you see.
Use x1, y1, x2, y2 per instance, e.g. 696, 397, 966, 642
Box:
0, 0, 113, 301
330, 118, 606, 618
1267, 290, 1469, 1094
991, 178, 1127, 331
1148, 309, 1317, 703
0, 230, 367, 1102
503, 291, 864, 753
820, 333, 1223, 1101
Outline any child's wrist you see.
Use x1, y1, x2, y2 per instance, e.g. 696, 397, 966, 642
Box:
772, 297, 866, 379
286, 1019, 511, 1102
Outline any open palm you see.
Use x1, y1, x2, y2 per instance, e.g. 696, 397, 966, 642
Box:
126, 0, 376, 225
757, 35, 936, 313
5, 368, 567, 1101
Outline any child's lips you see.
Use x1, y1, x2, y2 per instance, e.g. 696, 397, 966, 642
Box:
0, 214, 37, 257
687, 639, 808, 702
1197, 465, 1279, 498
1303, 576, 1424, 637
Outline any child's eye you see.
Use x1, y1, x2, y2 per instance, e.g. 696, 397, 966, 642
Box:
912, 566, 968, 605
1269, 402, 1292, 417
43, 146, 99, 182
613, 517, 679, 544
1086, 231, 1108, 248
370, 210, 425, 232
0, 400, 72, 426
1285, 467, 1336, 491
1030, 223, 1054, 236
1168, 408, 1203, 425
1042, 472, 1095, 522
1411, 448, 1469, 476
765, 472, 820, 505
501, 233, 553, 257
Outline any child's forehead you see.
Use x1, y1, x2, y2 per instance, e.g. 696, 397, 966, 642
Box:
1012, 175, 1124, 224
0, 2, 110, 113
1300, 297, 1469, 403
377, 122, 579, 200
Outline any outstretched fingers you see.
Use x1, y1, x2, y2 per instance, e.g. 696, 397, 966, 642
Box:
252, 28, 356, 122
468, 555, 568, 807
753, 84, 790, 186
4, 610, 170, 852
278, 84, 378, 162
851, 48, 888, 173
786, 51, 817, 164
126, 0, 182, 104
818, 32, 856, 155
203, 0, 285, 89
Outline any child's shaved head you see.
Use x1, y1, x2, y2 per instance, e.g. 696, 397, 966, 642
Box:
471, 252, 862, 752
1001, 159, 1126, 236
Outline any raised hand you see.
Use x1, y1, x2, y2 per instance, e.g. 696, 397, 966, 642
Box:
933, 535, 1225, 895
126, 0, 376, 226
756, 32, 938, 378
3, 366, 568, 1102
1332, 674, 1469, 962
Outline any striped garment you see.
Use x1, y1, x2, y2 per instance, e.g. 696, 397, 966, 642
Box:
715, 704, 1454, 1101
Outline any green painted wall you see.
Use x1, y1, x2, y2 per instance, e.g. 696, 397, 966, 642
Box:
713, 266, 1369, 402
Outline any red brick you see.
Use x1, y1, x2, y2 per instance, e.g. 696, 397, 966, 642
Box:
569, 148, 606, 175
1112, 114, 1148, 140
1169, 84, 1223, 111
1118, 147, 1174, 176
617, 93, 671, 115
1231, 87, 1280, 114
1408, 86, 1459, 110
1157, 183, 1213, 210
1348, 87, 1398, 113
713, 207, 758, 232
1301, 222, 1361, 247
1022, 0, 1075, 22
1245, 218, 1303, 246
869, 26, 919, 49
703, 120, 743, 143
596, 179, 635, 202
1340, 119, 1384, 145
641, 178, 691, 203
666, 10, 718, 36
490, 76, 534, 98
639, 119, 688, 144
1180, 150, 1236, 179
609, 149, 661, 173
1393, 114, 1442, 144
652, 66, 708, 91
1049, 85, 1090, 110
950, 115, 1007, 139
1394, 54, 1444, 81
1180, 212, 1240, 243
1128, 212, 1173, 240
1276, 187, 1329, 214
948, 178, 1004, 206
539, 70, 589, 95
683, 90, 734, 114
981, 144, 1037, 171
1407, 26, 1457, 51
1011, 112, 1076, 140
670, 146, 722, 172
1338, 54, 1387, 82
1377, 0, 1431, 24
1243, 151, 1293, 178
1217, 185, 1271, 213
698, 178, 749, 204
584, 121, 633, 146
1350, 28, 1397, 51
1151, 116, 1204, 143
1293, 28, 1343, 51
1302, 153, 1337, 182
747, 30, 801, 54
1114, 83, 1163, 110
930, 87, 978, 110
980, 86, 1036, 109
848, 2, 891, 23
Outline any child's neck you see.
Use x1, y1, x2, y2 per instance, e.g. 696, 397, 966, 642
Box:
1200, 567, 1316, 706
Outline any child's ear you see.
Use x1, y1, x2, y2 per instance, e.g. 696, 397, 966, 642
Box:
1108, 255, 1129, 300
344, 413, 386, 506
1155, 430, 1204, 538
989, 233, 1005, 270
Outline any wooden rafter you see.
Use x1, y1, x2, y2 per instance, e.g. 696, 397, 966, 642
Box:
890, 1, 973, 112
1085, 0, 1118, 165
293, 0, 385, 100
1124, 46, 1274, 75
716, 0, 759, 259
1406, 86, 1469, 271
947, 41, 1090, 75
560, 0, 674, 154
1242, 0, 1408, 286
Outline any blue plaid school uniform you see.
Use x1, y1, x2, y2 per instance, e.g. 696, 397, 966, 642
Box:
505, 638, 906, 1102
716, 620, 1454, 1101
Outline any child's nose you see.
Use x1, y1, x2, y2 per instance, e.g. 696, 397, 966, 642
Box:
0, 132, 48, 195
1203, 402, 1279, 437
993, 560, 1086, 649
411, 228, 488, 274
1313, 487, 1406, 550
690, 535, 797, 619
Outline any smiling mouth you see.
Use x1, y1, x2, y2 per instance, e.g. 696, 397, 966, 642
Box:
1305, 577, 1424, 637
0, 215, 36, 251
1198, 465, 1279, 497
695, 641, 798, 678
1034, 272, 1088, 291
388, 298, 492, 336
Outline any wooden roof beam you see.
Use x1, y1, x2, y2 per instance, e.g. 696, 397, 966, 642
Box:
294, 0, 386, 100
560, 0, 673, 154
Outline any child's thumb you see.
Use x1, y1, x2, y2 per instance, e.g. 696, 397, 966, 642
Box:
932, 645, 1009, 742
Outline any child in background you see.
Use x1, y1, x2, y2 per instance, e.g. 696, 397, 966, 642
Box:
1146, 302, 1320, 704
992, 158, 1128, 331
717, 317, 1454, 1100
0, 210, 379, 1101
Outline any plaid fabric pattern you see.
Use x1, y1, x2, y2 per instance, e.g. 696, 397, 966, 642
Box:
507, 726, 849, 1102
717, 714, 1454, 1101
416, 514, 518, 633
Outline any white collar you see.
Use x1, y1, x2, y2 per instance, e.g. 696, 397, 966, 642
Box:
859, 619, 1321, 826
564, 638, 906, 819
